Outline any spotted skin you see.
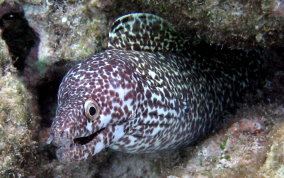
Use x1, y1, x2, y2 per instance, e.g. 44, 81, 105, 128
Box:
108, 13, 187, 52
50, 13, 260, 162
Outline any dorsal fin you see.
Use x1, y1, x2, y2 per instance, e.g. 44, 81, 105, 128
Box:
108, 13, 187, 53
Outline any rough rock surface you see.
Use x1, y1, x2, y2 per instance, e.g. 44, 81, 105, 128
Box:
0, 0, 283, 177
167, 104, 284, 178
258, 119, 284, 178
0, 40, 40, 177
106, 0, 284, 49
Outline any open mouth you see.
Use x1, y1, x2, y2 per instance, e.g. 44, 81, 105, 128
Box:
73, 128, 105, 145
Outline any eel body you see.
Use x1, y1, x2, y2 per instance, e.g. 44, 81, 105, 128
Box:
50, 13, 259, 162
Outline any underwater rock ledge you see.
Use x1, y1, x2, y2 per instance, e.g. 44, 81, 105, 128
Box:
108, 0, 284, 49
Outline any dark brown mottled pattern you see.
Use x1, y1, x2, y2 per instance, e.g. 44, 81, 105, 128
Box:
50, 13, 260, 162
51, 48, 256, 161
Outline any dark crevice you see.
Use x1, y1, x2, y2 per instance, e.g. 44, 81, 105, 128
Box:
0, 2, 74, 129
0, 2, 39, 73
36, 79, 59, 128
0, 2, 68, 128
36, 61, 74, 128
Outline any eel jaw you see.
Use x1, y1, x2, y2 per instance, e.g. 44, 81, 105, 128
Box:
55, 124, 125, 162
73, 127, 106, 145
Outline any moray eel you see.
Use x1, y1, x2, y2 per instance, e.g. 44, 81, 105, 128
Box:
49, 13, 260, 162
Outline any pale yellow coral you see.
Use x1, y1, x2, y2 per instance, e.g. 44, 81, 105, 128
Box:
258, 122, 284, 178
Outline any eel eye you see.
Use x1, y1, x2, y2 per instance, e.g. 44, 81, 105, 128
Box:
84, 99, 100, 120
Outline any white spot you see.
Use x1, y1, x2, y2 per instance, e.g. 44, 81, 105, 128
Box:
64, 128, 70, 132
86, 122, 93, 132
46, 135, 53, 144
99, 115, 111, 128
148, 70, 156, 78
61, 17, 67, 23
116, 87, 125, 96
151, 127, 160, 136
113, 125, 125, 141
94, 141, 105, 154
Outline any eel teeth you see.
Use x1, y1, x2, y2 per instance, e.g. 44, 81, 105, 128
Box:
46, 135, 54, 144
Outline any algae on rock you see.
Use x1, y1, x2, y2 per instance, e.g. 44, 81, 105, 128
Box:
0, 40, 40, 177
258, 118, 284, 178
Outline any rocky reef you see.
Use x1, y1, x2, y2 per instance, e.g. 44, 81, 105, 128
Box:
106, 0, 284, 49
0, 40, 39, 176
0, 0, 283, 177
